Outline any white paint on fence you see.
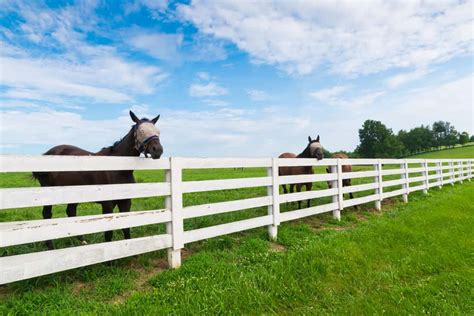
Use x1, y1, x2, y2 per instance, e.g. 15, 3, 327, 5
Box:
0, 209, 171, 247
0, 234, 172, 284
0, 155, 472, 284
0, 183, 170, 209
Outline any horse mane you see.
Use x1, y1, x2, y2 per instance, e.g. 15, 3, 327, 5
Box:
99, 125, 136, 153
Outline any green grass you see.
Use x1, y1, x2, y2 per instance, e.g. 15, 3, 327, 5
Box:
408, 145, 474, 159
1, 148, 473, 314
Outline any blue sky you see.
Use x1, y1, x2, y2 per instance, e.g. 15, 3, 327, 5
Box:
1, 0, 473, 157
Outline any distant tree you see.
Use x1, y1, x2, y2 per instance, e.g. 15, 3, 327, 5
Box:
398, 129, 416, 154
431, 121, 459, 148
329, 150, 354, 158
432, 121, 446, 149
356, 120, 405, 158
459, 132, 470, 146
443, 122, 458, 148
322, 148, 333, 158
470, 135, 474, 142
397, 130, 410, 155
397, 125, 433, 155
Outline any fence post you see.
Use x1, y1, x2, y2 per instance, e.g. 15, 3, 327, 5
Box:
331, 160, 341, 221
374, 159, 382, 211
401, 160, 409, 203
422, 159, 429, 194
437, 161, 443, 188
337, 159, 344, 215
164, 167, 173, 267
450, 160, 454, 186
469, 160, 472, 181
458, 161, 463, 183
267, 158, 279, 241
168, 157, 183, 269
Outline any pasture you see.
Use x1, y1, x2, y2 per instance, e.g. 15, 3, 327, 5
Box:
409, 145, 474, 159
0, 149, 473, 314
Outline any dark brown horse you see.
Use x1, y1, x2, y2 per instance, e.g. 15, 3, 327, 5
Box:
279, 135, 324, 209
33, 111, 163, 249
326, 153, 356, 205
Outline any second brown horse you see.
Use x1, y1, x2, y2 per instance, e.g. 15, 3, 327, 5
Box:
326, 153, 356, 205
279, 135, 323, 209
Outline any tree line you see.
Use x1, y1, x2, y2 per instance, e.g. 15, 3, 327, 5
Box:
351, 120, 472, 158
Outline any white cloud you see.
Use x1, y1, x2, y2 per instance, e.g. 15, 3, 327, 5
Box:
196, 72, 211, 81
185, 33, 228, 62
126, 31, 183, 61
203, 99, 229, 107
1, 55, 167, 103
2, 75, 471, 156
189, 82, 228, 97
247, 89, 271, 101
386, 68, 430, 88
0, 3, 168, 105
310, 85, 383, 109
124, 0, 169, 15
378, 74, 473, 134
178, 0, 473, 75
0, 99, 41, 109
309, 86, 348, 102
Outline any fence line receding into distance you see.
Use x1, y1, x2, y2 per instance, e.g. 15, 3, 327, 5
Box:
0, 156, 472, 284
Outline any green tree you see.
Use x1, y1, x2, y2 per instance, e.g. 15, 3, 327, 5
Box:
459, 132, 470, 146
443, 122, 458, 148
397, 129, 410, 155
397, 125, 433, 155
356, 120, 405, 158
432, 121, 446, 149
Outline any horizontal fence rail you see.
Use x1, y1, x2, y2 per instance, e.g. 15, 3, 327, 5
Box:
0, 155, 472, 284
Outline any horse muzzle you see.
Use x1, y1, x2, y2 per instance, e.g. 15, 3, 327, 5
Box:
147, 143, 163, 159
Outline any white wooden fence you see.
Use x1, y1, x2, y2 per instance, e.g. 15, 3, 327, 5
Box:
0, 156, 472, 284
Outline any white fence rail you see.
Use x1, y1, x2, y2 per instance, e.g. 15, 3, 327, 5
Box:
0, 156, 472, 284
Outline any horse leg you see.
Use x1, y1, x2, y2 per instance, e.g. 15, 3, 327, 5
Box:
117, 199, 131, 240
347, 180, 358, 209
306, 183, 312, 208
282, 184, 288, 194
42, 205, 54, 250
349, 192, 358, 209
289, 184, 296, 208
297, 185, 302, 209
101, 201, 115, 242
66, 203, 86, 245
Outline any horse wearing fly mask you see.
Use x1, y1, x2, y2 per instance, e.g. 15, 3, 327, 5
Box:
33, 111, 163, 250
279, 135, 324, 209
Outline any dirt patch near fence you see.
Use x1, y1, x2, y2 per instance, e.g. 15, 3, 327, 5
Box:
108, 257, 168, 305
269, 242, 287, 252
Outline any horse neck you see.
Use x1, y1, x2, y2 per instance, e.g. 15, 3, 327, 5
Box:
97, 128, 139, 157
297, 146, 311, 158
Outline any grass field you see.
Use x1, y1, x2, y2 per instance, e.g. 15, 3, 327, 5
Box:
408, 145, 474, 159
1, 148, 473, 314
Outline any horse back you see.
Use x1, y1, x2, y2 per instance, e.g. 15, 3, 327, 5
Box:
279, 152, 297, 159
44, 145, 93, 156
331, 153, 352, 173
278, 152, 313, 176
33, 145, 134, 187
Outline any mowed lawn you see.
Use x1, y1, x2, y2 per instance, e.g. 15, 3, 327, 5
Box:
409, 145, 474, 159
1, 150, 473, 314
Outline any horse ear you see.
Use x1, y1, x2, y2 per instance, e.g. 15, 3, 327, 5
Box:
151, 114, 160, 124
316, 135, 320, 142
308, 136, 312, 142
130, 111, 140, 124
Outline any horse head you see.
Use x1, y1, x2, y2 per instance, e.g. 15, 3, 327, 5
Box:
130, 110, 163, 159
307, 135, 323, 160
